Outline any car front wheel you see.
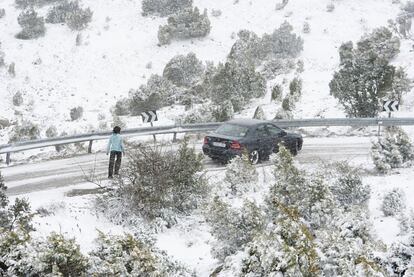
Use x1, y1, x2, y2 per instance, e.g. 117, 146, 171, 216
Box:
249, 150, 260, 165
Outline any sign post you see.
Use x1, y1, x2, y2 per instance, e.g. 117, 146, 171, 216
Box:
379, 100, 399, 137
141, 110, 158, 142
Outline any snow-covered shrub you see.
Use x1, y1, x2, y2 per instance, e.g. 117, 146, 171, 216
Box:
281, 93, 295, 111
252, 105, 265, 120
275, 0, 288, 10
16, 8, 45, 40
12, 91, 23, 106
89, 232, 191, 276
15, 0, 61, 9
326, 3, 335, 12
274, 107, 293, 119
261, 58, 295, 79
228, 30, 265, 67
129, 75, 180, 115
268, 146, 336, 229
47, 1, 92, 31
109, 139, 207, 221
141, 0, 192, 17
8, 62, 15, 77
211, 100, 234, 122
0, 46, 4, 67
224, 154, 258, 193
381, 188, 406, 216
271, 84, 283, 101
45, 125, 58, 138
330, 162, 370, 208
386, 237, 414, 276
371, 127, 414, 173
34, 232, 89, 276
0, 174, 35, 275
261, 21, 304, 60
211, 9, 221, 17
9, 120, 40, 142
163, 52, 204, 87
113, 97, 130, 116
158, 7, 211, 45
209, 61, 266, 112
205, 197, 265, 261
183, 104, 214, 123
288, 77, 302, 102
330, 27, 403, 117
0, 9, 5, 19
303, 21, 310, 33
70, 106, 83, 121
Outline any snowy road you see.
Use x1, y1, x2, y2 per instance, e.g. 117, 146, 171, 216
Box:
1, 137, 373, 195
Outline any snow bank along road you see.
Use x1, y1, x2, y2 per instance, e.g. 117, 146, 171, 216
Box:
1, 137, 373, 196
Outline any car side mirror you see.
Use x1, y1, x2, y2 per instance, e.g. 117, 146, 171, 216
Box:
280, 130, 287, 137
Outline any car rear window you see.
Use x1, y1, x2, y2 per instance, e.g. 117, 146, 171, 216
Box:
215, 124, 249, 137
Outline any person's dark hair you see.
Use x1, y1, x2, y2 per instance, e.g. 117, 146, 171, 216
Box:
113, 126, 121, 134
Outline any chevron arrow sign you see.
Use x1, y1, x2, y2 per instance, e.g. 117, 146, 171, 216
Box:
382, 101, 399, 112
141, 110, 158, 123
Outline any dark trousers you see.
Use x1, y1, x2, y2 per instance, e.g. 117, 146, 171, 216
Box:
108, 151, 122, 177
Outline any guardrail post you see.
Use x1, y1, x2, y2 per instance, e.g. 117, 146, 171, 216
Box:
88, 140, 93, 154
173, 132, 177, 143
6, 153, 10, 165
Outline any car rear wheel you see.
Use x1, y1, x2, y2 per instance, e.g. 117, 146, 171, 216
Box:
249, 150, 260, 165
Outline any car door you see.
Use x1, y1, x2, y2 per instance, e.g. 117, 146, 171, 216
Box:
265, 124, 285, 153
253, 124, 273, 156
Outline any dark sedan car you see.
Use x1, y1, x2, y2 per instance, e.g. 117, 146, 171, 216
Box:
202, 119, 303, 164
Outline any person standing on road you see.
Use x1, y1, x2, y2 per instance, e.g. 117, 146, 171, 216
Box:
107, 126, 124, 178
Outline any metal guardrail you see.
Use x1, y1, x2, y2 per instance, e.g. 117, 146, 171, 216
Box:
1, 118, 414, 165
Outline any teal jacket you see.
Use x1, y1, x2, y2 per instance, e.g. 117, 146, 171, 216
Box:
107, 134, 124, 153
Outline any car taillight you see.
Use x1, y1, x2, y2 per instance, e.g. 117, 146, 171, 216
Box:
203, 137, 209, 144
230, 140, 241, 149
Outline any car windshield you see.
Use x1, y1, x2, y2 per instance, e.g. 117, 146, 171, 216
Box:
215, 124, 249, 137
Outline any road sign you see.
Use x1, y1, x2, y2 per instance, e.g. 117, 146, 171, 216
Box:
141, 110, 158, 123
383, 101, 399, 112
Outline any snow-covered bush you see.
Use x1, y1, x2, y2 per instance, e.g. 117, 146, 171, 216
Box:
252, 105, 265, 120
9, 120, 40, 142
70, 106, 83, 121
8, 62, 15, 77
281, 93, 295, 111
211, 9, 221, 17
212, 100, 234, 122
326, 3, 335, 12
371, 127, 414, 173
88, 232, 191, 276
274, 107, 293, 119
107, 139, 207, 221
330, 27, 404, 117
268, 146, 336, 229
224, 154, 258, 193
129, 75, 180, 115
163, 52, 204, 87
45, 125, 58, 138
12, 91, 23, 106
381, 188, 406, 216
46, 1, 92, 31
205, 197, 265, 261
113, 97, 131, 116
16, 8, 45, 40
271, 84, 283, 101
386, 238, 414, 276
209, 61, 266, 112
289, 77, 302, 102
141, 0, 192, 17
261, 59, 295, 79
0, 46, 4, 67
183, 104, 214, 123
303, 21, 310, 33
0, 174, 35, 275
15, 0, 61, 9
330, 162, 370, 208
158, 7, 211, 45
261, 21, 304, 60
0, 9, 5, 19
34, 232, 90, 276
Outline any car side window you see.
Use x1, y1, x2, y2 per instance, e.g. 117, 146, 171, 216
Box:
266, 124, 283, 136
255, 125, 269, 137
